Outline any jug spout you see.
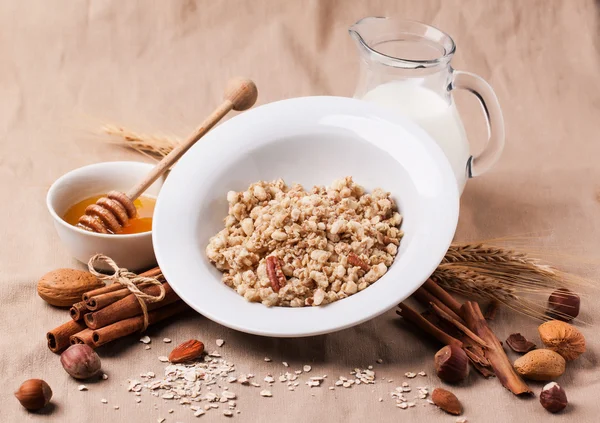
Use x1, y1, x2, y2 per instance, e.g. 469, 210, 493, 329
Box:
348, 17, 455, 69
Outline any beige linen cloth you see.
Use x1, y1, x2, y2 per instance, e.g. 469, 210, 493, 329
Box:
1, 0, 599, 421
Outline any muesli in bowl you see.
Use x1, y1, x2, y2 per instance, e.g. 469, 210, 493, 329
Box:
206, 177, 403, 307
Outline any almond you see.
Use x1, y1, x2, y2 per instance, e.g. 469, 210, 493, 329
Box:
37, 269, 104, 307
168, 340, 204, 363
431, 388, 462, 415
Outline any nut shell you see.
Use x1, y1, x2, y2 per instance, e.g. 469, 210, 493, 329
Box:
513, 349, 565, 381
540, 382, 568, 413
538, 320, 586, 361
14, 379, 52, 411
37, 269, 104, 307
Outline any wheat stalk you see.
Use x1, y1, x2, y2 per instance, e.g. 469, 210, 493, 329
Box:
101, 124, 179, 160
437, 243, 591, 322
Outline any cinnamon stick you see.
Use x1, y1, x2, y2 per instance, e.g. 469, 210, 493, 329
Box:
461, 301, 532, 396
84, 282, 178, 329
412, 287, 465, 324
85, 269, 164, 310
81, 266, 162, 302
47, 319, 87, 353
423, 278, 462, 316
69, 301, 89, 321
397, 302, 462, 348
420, 309, 494, 377
70, 328, 96, 347
91, 301, 189, 347
429, 302, 490, 348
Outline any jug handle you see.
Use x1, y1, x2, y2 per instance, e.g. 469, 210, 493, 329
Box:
451, 71, 505, 178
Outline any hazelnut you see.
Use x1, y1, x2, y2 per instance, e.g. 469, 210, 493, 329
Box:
538, 320, 586, 361
14, 379, 53, 411
434, 345, 469, 383
540, 382, 567, 413
548, 288, 580, 321
60, 344, 102, 379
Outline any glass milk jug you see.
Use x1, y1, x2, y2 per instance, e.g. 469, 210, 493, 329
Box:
350, 17, 505, 192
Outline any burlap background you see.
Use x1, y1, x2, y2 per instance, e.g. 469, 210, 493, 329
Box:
1, 1, 599, 421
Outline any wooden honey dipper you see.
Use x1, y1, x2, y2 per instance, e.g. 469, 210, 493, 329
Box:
78, 77, 258, 234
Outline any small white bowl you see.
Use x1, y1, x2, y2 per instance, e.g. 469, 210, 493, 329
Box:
153, 96, 459, 337
47, 161, 164, 271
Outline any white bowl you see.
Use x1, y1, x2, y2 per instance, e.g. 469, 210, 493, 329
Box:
153, 96, 459, 337
47, 161, 164, 271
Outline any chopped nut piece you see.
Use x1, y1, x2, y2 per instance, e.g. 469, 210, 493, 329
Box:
260, 390, 272, 397
282, 362, 289, 367
376, 359, 383, 364
224, 410, 233, 417
78, 384, 87, 391
194, 409, 205, 417
101, 398, 108, 404
264, 357, 272, 362
158, 356, 169, 362
404, 372, 417, 378
114, 405, 119, 410
163, 338, 172, 343
216, 339, 225, 347
506, 333, 536, 353
303, 365, 312, 372
145, 345, 151, 350
140, 336, 151, 344
102, 373, 108, 380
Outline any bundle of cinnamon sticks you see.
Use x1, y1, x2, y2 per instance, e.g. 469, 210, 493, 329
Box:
47, 267, 189, 353
398, 279, 533, 396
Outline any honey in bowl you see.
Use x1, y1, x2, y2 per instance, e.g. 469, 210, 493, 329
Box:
63, 195, 156, 234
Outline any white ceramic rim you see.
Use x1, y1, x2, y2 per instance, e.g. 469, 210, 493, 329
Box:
153, 96, 459, 337
46, 161, 156, 240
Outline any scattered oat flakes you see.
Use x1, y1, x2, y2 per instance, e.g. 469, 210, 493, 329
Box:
402, 382, 409, 387
264, 375, 275, 383
163, 338, 171, 343
427, 399, 435, 405
224, 410, 234, 417
260, 390, 272, 397
140, 336, 151, 344
278, 375, 287, 382
303, 365, 312, 372
251, 382, 261, 387
101, 373, 108, 380
404, 372, 417, 378
194, 409, 205, 417
294, 370, 302, 375
397, 403, 408, 409
282, 361, 289, 367
158, 356, 169, 362
222, 391, 236, 399
114, 405, 120, 410
145, 345, 151, 350
101, 398, 108, 404
157, 418, 165, 423
376, 359, 383, 364
216, 339, 225, 347
418, 371, 427, 376
78, 385, 87, 391
135, 398, 141, 403
407, 402, 416, 407
456, 418, 467, 423
264, 357, 271, 362
329, 387, 335, 390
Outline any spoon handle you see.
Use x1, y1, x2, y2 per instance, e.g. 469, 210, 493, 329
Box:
126, 78, 258, 201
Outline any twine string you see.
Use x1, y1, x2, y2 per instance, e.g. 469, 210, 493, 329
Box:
87, 254, 165, 331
